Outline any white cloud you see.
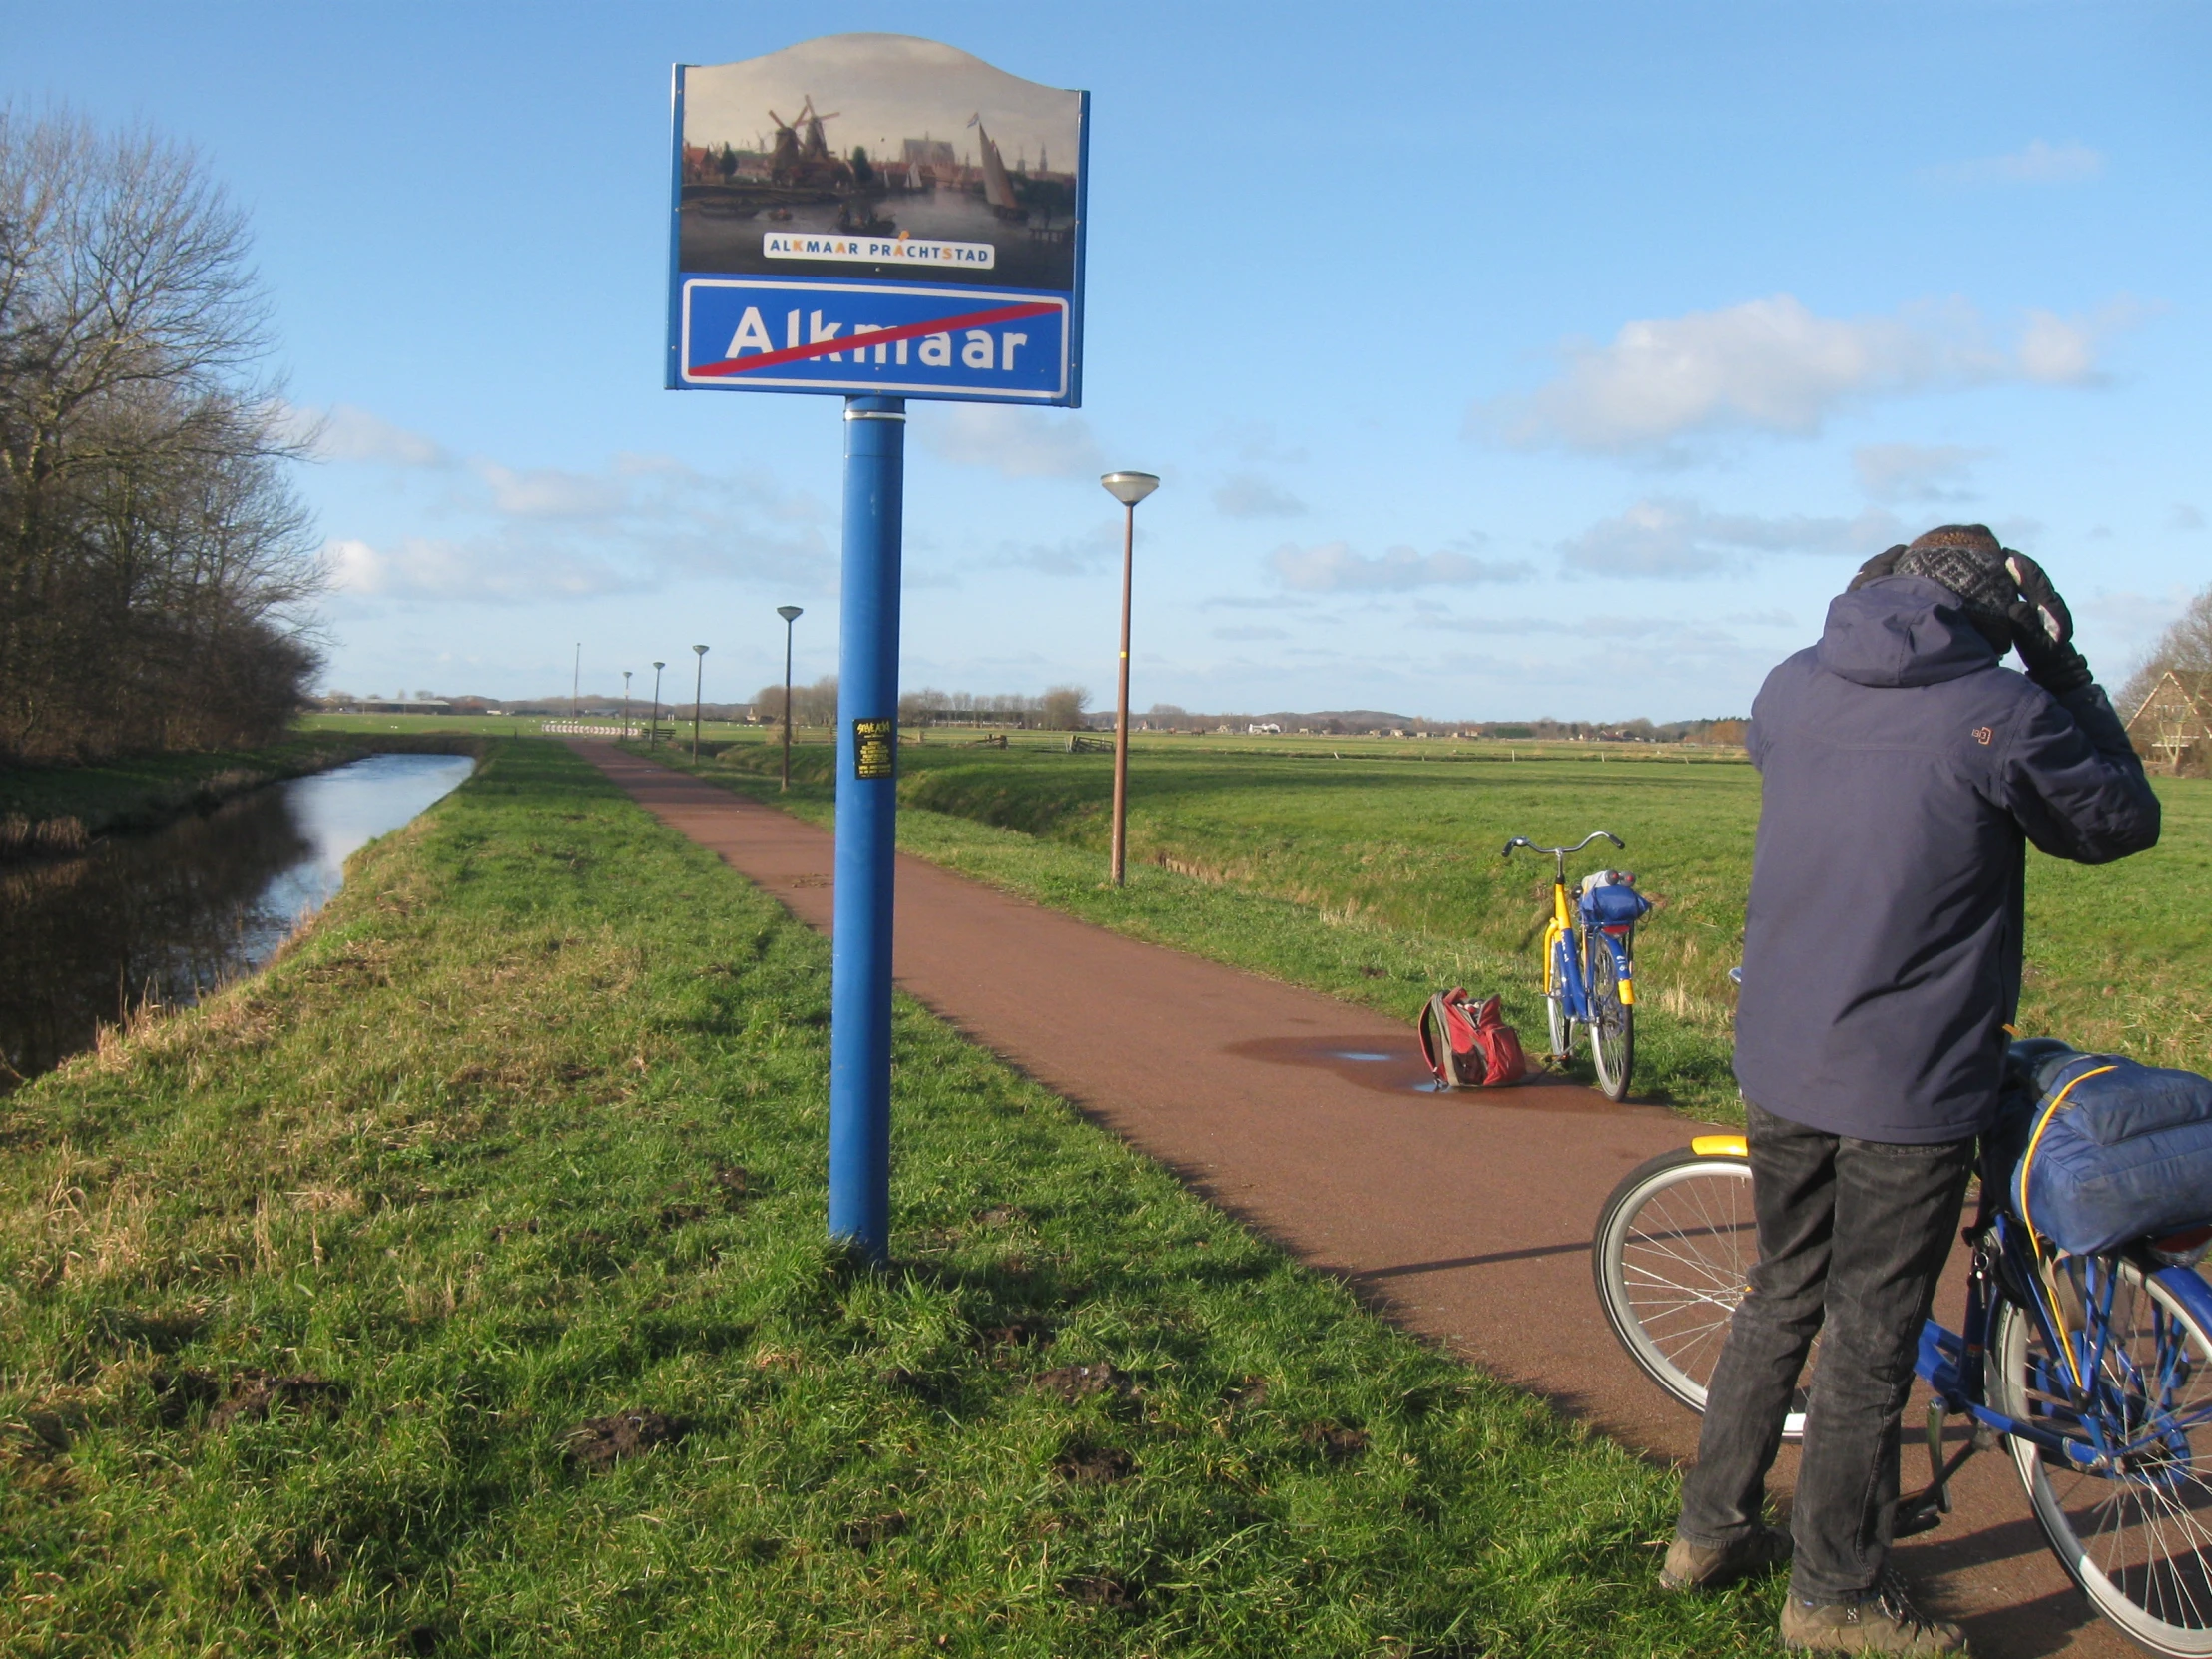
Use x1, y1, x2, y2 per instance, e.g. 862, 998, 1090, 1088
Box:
319, 446, 831, 605
911, 402, 1105, 478
2168, 503, 2206, 534
1214, 625, 1289, 641
984, 520, 1122, 575
325, 536, 639, 601
284, 402, 450, 466
1201, 594, 1315, 611
1269, 539, 1534, 592
1475, 294, 2131, 451
1930, 140, 2105, 187
1559, 498, 1906, 579
469, 459, 627, 520
1213, 473, 1307, 518
1853, 442, 1985, 503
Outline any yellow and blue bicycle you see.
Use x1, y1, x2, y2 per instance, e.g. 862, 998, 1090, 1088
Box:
1503, 830, 1645, 1100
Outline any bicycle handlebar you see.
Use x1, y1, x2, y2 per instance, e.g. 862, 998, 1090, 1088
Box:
1500, 830, 1626, 860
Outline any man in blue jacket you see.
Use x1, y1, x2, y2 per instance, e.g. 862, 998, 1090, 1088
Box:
1661, 525, 2161, 1653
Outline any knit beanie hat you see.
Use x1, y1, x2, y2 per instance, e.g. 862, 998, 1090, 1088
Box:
1896, 525, 2015, 650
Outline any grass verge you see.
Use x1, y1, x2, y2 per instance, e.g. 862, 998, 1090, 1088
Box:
0, 739, 1778, 1655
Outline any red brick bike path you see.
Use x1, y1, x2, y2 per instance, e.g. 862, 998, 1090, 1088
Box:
576, 741, 2113, 1657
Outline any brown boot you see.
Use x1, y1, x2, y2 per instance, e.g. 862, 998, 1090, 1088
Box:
1659, 1524, 1793, 1591
1780, 1573, 1967, 1654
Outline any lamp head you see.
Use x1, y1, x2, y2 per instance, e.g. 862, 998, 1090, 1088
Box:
692, 644, 708, 657
778, 605, 804, 622
653, 660, 664, 670
1100, 471, 1160, 507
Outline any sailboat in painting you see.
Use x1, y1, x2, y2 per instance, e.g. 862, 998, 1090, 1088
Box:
966, 113, 1028, 223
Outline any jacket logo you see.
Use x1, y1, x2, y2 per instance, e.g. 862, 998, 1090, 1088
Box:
1972, 726, 1993, 746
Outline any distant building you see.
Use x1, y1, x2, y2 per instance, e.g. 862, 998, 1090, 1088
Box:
2126, 671, 2211, 775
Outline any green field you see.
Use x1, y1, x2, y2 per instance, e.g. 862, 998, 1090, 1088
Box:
667, 734, 2209, 1113
0, 741, 1778, 1656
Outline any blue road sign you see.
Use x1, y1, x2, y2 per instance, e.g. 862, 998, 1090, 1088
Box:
679, 276, 1071, 401
667, 37, 1087, 408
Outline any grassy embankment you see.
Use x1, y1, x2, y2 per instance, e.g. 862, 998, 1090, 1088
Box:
662, 736, 2210, 1115
0, 734, 479, 861
1, 739, 1775, 1656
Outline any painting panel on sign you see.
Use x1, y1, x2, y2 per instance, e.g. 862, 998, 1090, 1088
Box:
677, 34, 1083, 298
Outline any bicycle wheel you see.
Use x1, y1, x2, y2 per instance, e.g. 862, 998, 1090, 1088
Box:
1991, 1259, 2212, 1655
1585, 929, 1635, 1100
1592, 1146, 1809, 1437
1543, 930, 1574, 1058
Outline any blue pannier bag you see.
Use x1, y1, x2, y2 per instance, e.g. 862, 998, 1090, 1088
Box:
1992, 1040, 2212, 1257
1578, 880, 1652, 929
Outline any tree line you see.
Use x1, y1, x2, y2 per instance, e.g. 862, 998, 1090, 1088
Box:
752, 679, 1096, 732
0, 112, 324, 765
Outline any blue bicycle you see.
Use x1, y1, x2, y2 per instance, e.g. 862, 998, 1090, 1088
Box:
1503, 830, 1646, 1100
1596, 1106, 2212, 1654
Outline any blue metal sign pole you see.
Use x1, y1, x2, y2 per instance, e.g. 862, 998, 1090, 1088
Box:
828, 394, 905, 1261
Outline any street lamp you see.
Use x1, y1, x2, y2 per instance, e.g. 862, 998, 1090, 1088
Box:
572, 642, 581, 720
691, 644, 708, 761
777, 605, 804, 792
622, 669, 632, 739
1099, 471, 1160, 887
650, 661, 665, 747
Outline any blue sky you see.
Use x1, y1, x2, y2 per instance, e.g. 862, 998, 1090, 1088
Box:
8, 2, 2206, 719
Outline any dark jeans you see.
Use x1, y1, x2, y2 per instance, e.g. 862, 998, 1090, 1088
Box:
1675, 1101, 1975, 1603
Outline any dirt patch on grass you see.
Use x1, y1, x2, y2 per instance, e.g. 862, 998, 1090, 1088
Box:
1053, 1442, 1134, 1484
1031, 1362, 1127, 1401
562, 1407, 687, 1470
208, 1372, 349, 1430
840, 1510, 909, 1551
1061, 1571, 1139, 1609
1300, 1419, 1370, 1461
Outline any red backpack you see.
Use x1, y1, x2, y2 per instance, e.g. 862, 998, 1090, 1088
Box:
1417, 989, 1530, 1088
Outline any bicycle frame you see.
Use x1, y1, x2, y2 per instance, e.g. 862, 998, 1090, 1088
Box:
1915, 1212, 2212, 1482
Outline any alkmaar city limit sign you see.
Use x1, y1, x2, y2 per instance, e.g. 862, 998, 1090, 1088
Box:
666, 33, 1088, 405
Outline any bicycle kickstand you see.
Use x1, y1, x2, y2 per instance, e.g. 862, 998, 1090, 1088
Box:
1895, 1399, 1983, 1538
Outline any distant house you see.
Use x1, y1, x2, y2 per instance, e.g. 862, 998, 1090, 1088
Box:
2126, 671, 2211, 775
1247, 722, 1281, 735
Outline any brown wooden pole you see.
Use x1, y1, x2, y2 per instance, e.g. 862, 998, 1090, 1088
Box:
1111, 500, 1135, 886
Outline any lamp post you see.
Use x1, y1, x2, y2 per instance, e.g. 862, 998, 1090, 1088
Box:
777, 605, 804, 791
622, 669, 632, 739
572, 642, 581, 719
650, 661, 665, 747
691, 644, 708, 760
1099, 471, 1161, 886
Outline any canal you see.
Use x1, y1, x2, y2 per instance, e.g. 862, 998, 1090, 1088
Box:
1, 751, 475, 1092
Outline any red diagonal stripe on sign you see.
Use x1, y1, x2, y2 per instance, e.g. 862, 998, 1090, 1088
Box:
692, 299, 1059, 377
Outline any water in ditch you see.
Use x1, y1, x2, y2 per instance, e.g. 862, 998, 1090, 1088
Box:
0, 751, 474, 1093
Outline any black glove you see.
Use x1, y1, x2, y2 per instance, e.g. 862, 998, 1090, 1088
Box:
1848, 545, 1908, 592
2003, 551, 2094, 696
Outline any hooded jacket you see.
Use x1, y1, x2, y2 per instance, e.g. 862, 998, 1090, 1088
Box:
1733, 575, 2160, 1143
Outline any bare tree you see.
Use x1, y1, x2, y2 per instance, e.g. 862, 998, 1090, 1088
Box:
1040, 684, 1090, 730
0, 109, 325, 762
2119, 581, 2212, 716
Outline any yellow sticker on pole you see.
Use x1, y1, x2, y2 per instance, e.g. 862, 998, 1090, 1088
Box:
852, 717, 895, 780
